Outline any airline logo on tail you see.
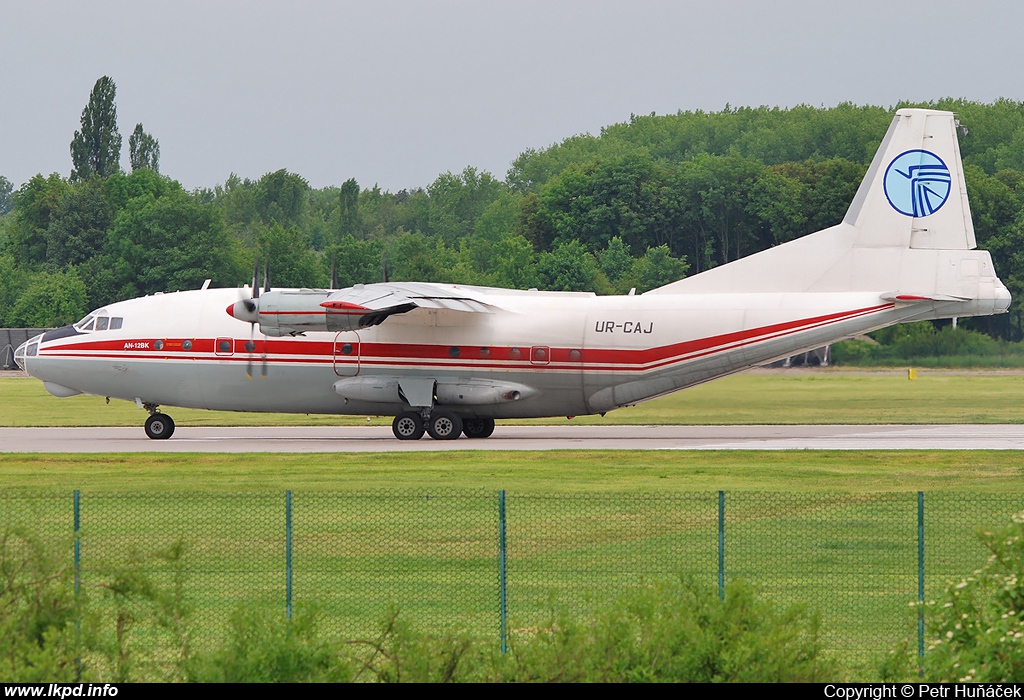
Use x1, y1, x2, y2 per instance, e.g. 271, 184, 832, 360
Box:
883, 149, 952, 217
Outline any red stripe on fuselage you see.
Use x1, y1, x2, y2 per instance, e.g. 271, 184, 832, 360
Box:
39, 303, 892, 372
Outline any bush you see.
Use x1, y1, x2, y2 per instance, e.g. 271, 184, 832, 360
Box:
493, 577, 834, 682
0, 526, 833, 682
916, 512, 1024, 682
0, 527, 82, 681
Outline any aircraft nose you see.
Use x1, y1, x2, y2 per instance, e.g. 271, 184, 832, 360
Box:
12, 334, 42, 373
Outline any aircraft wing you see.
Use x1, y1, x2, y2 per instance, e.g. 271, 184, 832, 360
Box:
320, 282, 501, 327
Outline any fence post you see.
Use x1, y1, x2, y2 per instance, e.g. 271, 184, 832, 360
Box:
73, 490, 81, 681
718, 490, 725, 600
286, 490, 293, 621
73, 490, 81, 596
918, 491, 925, 664
498, 489, 508, 653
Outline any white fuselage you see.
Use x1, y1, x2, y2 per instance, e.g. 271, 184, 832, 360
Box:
16, 284, 960, 420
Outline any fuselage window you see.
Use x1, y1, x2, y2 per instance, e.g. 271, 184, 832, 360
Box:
110, 317, 123, 330
95, 317, 109, 331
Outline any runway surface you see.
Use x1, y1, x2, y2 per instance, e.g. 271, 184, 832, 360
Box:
2, 424, 1024, 452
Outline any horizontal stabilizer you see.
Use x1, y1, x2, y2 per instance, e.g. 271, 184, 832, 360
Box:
880, 292, 970, 303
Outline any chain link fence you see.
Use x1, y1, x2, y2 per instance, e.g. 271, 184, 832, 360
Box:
2, 490, 1021, 666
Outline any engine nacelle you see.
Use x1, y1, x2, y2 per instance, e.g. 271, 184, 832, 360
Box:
227, 290, 365, 336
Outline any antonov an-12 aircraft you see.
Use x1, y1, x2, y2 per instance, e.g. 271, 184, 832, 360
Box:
15, 109, 1011, 441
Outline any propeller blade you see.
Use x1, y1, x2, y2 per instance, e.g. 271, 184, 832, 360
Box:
245, 327, 256, 380
263, 256, 271, 294
382, 252, 389, 283
331, 252, 338, 289
252, 253, 260, 300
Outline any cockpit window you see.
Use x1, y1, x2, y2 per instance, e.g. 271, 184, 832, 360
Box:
73, 312, 122, 332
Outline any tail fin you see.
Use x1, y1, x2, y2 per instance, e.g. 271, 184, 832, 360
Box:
649, 108, 1007, 311
843, 108, 975, 250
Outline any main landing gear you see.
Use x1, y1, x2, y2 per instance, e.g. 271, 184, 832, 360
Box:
142, 403, 175, 440
391, 411, 495, 441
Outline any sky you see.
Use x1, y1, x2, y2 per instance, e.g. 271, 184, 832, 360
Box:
2, 0, 1022, 193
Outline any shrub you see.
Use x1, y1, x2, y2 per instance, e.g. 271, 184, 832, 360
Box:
0, 527, 82, 681
917, 512, 1024, 682
494, 577, 834, 682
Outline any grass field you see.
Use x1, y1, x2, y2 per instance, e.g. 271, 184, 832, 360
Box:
5, 368, 1024, 427
5, 368, 1024, 679
1, 449, 1024, 492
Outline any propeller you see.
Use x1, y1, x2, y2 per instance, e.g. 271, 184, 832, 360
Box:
227, 251, 270, 380
330, 251, 338, 290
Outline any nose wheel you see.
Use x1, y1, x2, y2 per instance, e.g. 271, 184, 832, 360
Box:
144, 412, 175, 440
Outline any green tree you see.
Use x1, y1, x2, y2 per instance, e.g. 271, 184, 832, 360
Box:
537, 239, 602, 292
598, 236, 636, 290
0, 175, 13, 216
328, 235, 382, 288
70, 76, 122, 180
0, 254, 29, 326
6, 174, 70, 266
44, 177, 113, 268
426, 167, 505, 244
254, 223, 325, 288
128, 123, 160, 173
490, 233, 540, 289
336, 178, 361, 242
631, 244, 689, 292
105, 189, 244, 300
254, 170, 309, 227
8, 269, 88, 327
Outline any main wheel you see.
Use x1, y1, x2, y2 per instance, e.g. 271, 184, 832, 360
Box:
144, 413, 175, 440
392, 412, 425, 440
427, 411, 463, 440
463, 417, 495, 439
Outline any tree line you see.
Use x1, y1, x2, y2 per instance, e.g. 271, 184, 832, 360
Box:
2, 78, 1023, 340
